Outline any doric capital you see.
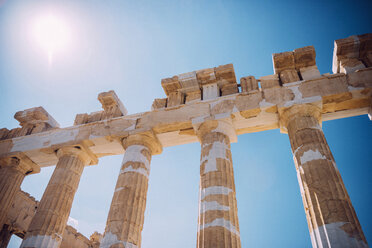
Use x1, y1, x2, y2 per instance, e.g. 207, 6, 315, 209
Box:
56, 146, 98, 166
194, 119, 237, 143
122, 131, 162, 155
0, 155, 40, 175
278, 103, 322, 133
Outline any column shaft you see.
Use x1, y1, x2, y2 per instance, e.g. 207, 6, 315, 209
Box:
21, 148, 89, 248
100, 143, 152, 248
0, 164, 25, 230
286, 111, 368, 248
196, 121, 241, 248
0, 224, 12, 248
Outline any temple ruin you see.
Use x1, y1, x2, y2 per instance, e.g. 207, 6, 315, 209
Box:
0, 33, 371, 248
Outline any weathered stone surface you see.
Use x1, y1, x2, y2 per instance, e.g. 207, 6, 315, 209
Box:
101, 133, 162, 248
280, 69, 300, 84
294, 46, 316, 70
333, 33, 372, 74
98, 90, 128, 116
221, 83, 238, 96
195, 120, 241, 248
0, 157, 38, 231
280, 104, 368, 248
197, 68, 217, 85
161, 76, 180, 95
167, 91, 184, 107
75, 91, 127, 125
299, 65, 321, 81
260, 74, 280, 89
185, 90, 201, 103
273, 51, 295, 74
151, 98, 167, 110
240, 76, 258, 93
21, 146, 96, 248
61, 225, 92, 248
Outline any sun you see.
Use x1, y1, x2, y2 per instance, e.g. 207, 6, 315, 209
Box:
32, 14, 71, 63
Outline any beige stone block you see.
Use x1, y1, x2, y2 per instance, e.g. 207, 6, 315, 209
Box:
359, 33, 372, 59
215, 64, 236, 84
98, 90, 127, 116
74, 113, 89, 125
88, 111, 104, 123
259, 74, 280, 89
221, 84, 238, 96
178, 71, 199, 91
185, 90, 201, 103
240, 76, 258, 93
197, 68, 217, 85
361, 51, 372, 67
14, 106, 59, 129
272, 51, 295, 74
280, 69, 300, 84
335, 35, 360, 58
161, 76, 180, 95
151, 98, 167, 110
300, 65, 321, 80
294, 46, 316, 70
202, 83, 219, 100
340, 58, 366, 74
167, 91, 184, 107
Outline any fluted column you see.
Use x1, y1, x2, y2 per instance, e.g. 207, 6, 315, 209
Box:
21, 146, 95, 248
195, 120, 241, 248
100, 132, 162, 248
0, 157, 37, 230
280, 104, 368, 248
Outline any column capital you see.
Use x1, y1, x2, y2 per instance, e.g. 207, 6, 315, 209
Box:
122, 131, 162, 155
278, 103, 322, 133
56, 145, 98, 166
193, 118, 237, 143
0, 155, 40, 175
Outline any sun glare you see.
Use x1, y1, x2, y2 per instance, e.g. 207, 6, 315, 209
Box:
32, 14, 71, 63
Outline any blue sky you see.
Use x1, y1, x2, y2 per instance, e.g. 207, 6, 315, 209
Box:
0, 0, 371, 247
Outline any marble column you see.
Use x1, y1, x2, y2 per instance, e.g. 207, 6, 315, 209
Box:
0, 157, 37, 230
280, 104, 368, 248
195, 120, 241, 248
100, 132, 162, 248
21, 146, 95, 248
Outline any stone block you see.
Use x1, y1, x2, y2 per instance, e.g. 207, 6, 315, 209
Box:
151, 98, 167, 110
0, 128, 9, 140
280, 69, 300, 84
361, 51, 372, 67
215, 64, 236, 84
185, 90, 201, 103
88, 111, 104, 123
74, 113, 89, 125
196, 68, 216, 85
340, 58, 366, 74
14, 106, 59, 128
294, 46, 316, 70
359, 33, 372, 59
300, 65, 321, 80
167, 91, 184, 107
259, 74, 280, 89
98, 90, 127, 116
178, 71, 199, 92
272, 51, 295, 74
221, 83, 238, 96
202, 83, 219, 100
335, 35, 360, 58
240, 76, 258, 93
161, 76, 181, 95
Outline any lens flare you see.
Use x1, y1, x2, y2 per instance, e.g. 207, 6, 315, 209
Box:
32, 14, 71, 63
